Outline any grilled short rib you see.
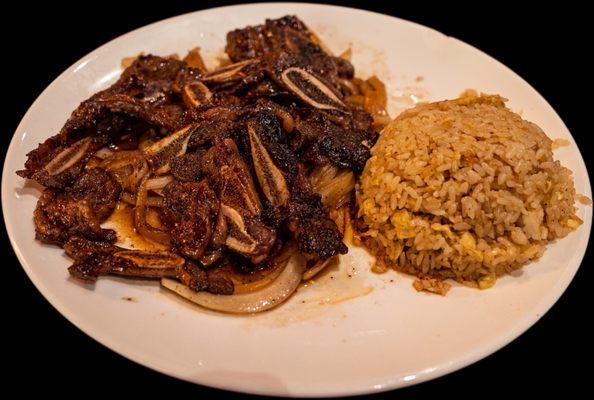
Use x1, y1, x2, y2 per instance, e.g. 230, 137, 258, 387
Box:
19, 16, 379, 294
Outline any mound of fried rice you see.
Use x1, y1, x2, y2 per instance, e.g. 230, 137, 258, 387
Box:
356, 91, 584, 293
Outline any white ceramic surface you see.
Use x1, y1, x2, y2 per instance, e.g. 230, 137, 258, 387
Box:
2, 3, 591, 397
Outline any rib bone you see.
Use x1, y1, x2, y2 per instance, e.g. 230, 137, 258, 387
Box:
202, 59, 259, 83
247, 120, 289, 208
143, 125, 193, 174
113, 250, 185, 269
44, 137, 93, 176
182, 82, 212, 108
221, 204, 275, 264
281, 67, 346, 111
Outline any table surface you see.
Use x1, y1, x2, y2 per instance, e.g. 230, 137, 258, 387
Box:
2, 1, 591, 398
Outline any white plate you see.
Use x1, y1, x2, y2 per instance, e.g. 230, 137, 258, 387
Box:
2, 3, 591, 397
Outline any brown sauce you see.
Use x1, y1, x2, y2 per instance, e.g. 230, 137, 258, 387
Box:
103, 202, 167, 251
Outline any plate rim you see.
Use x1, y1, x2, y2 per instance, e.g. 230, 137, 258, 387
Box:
2, 2, 592, 397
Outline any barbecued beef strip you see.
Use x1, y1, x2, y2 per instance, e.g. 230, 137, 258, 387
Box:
287, 171, 348, 260
245, 111, 347, 260
65, 237, 234, 294
20, 16, 383, 295
226, 16, 353, 87
222, 16, 377, 173
161, 180, 220, 262
178, 261, 234, 295
67, 168, 123, 219
200, 139, 277, 264
64, 237, 183, 282
34, 168, 121, 245
186, 106, 245, 148
292, 109, 373, 172
170, 151, 205, 182
18, 55, 202, 188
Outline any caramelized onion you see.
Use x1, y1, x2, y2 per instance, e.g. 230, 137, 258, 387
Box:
231, 263, 285, 294
145, 175, 173, 190
346, 76, 390, 130
309, 165, 355, 208
100, 150, 149, 192
302, 256, 338, 280
183, 47, 208, 72
121, 191, 163, 207
94, 147, 114, 160
161, 246, 305, 314
138, 130, 158, 152
339, 48, 352, 61
134, 176, 170, 245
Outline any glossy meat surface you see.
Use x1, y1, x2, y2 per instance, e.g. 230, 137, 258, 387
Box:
19, 16, 382, 293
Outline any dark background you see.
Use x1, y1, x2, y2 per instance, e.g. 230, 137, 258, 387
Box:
2, 1, 591, 398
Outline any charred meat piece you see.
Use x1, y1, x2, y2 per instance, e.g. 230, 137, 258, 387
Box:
115, 55, 202, 105
224, 16, 376, 172
33, 168, 121, 245
18, 136, 109, 189
287, 172, 347, 260
66, 168, 122, 219
186, 106, 246, 148
19, 56, 202, 187
226, 16, 352, 88
34, 191, 116, 245
161, 180, 219, 262
201, 139, 276, 263
294, 110, 372, 171
65, 237, 235, 295
34, 189, 116, 246
178, 261, 234, 295
64, 237, 183, 281
18, 17, 387, 302
201, 139, 263, 215
245, 112, 347, 261
170, 151, 205, 182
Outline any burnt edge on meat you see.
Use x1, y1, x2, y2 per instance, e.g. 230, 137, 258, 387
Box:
19, 16, 379, 295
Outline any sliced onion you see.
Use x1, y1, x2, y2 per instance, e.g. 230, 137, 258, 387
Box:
161, 247, 305, 314
346, 76, 390, 130
272, 107, 295, 133
339, 48, 352, 61
145, 175, 173, 190
95, 147, 114, 159
121, 192, 163, 207
340, 78, 358, 96
100, 150, 149, 192
232, 263, 285, 294
151, 188, 165, 197
302, 256, 338, 281
134, 176, 170, 245
138, 130, 157, 152
310, 165, 355, 208
183, 47, 208, 72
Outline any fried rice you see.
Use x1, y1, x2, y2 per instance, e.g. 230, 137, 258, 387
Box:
356, 91, 585, 293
